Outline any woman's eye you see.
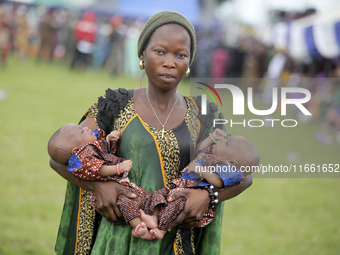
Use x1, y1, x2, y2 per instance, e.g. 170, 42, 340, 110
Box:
155, 49, 163, 54
178, 53, 187, 58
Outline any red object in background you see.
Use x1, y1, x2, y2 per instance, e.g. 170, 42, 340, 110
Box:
74, 11, 97, 43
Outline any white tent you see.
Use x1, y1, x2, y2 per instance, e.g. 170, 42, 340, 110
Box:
266, 2, 340, 60
312, 3, 340, 59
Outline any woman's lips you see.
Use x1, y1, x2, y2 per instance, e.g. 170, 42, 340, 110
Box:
159, 74, 177, 83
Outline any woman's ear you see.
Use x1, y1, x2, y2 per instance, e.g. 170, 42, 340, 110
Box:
140, 51, 145, 61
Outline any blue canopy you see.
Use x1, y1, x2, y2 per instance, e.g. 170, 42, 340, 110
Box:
107, 0, 200, 25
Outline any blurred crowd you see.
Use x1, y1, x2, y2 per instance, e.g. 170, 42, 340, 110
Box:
0, 2, 339, 138
0, 2, 270, 79
0, 2, 143, 76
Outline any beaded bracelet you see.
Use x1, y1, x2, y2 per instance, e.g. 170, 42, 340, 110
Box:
117, 163, 120, 175
209, 133, 217, 144
202, 185, 218, 209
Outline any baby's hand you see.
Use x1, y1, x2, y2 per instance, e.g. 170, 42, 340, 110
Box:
120, 160, 132, 172
212, 128, 227, 141
109, 130, 121, 142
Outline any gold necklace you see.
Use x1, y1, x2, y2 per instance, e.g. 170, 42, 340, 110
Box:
146, 88, 178, 138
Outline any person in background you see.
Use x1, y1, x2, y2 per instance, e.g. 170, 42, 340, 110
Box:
36, 8, 58, 62
0, 4, 10, 68
14, 5, 29, 63
70, 11, 97, 70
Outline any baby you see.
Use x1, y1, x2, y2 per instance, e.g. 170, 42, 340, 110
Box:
48, 123, 157, 240
47, 123, 132, 179
135, 128, 259, 239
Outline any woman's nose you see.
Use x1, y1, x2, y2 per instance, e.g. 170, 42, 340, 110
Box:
163, 55, 175, 69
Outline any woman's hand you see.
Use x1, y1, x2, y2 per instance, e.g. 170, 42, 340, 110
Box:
90, 181, 137, 223
167, 188, 210, 230
166, 175, 253, 230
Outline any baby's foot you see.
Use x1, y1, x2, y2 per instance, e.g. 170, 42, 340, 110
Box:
150, 228, 166, 239
132, 222, 155, 240
140, 209, 158, 229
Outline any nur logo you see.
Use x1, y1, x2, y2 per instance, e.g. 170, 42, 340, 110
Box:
197, 83, 311, 117
196, 82, 222, 115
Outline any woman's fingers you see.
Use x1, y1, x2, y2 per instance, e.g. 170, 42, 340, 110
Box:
99, 205, 121, 223
96, 200, 116, 221
111, 204, 124, 223
93, 181, 136, 222
118, 185, 137, 199
168, 211, 187, 231
167, 189, 186, 202
168, 188, 210, 230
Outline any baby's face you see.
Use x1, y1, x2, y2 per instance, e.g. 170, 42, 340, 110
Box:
62, 123, 97, 150
212, 135, 236, 158
212, 136, 247, 161
212, 135, 259, 168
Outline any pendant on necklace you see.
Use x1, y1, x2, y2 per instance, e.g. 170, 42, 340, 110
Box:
161, 126, 165, 138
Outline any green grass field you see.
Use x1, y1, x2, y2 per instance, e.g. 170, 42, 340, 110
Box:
0, 57, 339, 254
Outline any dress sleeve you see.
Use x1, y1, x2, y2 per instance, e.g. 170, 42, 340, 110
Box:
77, 101, 99, 126
78, 88, 133, 134
194, 96, 230, 144
96, 88, 133, 134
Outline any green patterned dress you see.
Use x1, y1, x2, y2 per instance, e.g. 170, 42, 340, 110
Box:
55, 88, 228, 255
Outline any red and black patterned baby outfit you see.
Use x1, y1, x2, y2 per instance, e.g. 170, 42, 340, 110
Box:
67, 128, 152, 223
149, 145, 243, 230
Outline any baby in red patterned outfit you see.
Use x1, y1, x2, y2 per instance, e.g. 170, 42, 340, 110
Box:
48, 123, 131, 177
138, 128, 259, 239
48, 123, 157, 240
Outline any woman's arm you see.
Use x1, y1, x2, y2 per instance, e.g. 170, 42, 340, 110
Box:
217, 174, 253, 201
50, 158, 93, 189
49, 117, 136, 222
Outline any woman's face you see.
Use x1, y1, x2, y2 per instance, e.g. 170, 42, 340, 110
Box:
140, 23, 191, 91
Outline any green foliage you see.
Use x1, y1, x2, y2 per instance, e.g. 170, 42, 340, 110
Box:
0, 58, 339, 254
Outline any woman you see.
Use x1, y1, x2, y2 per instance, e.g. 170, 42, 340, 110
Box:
50, 11, 252, 255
